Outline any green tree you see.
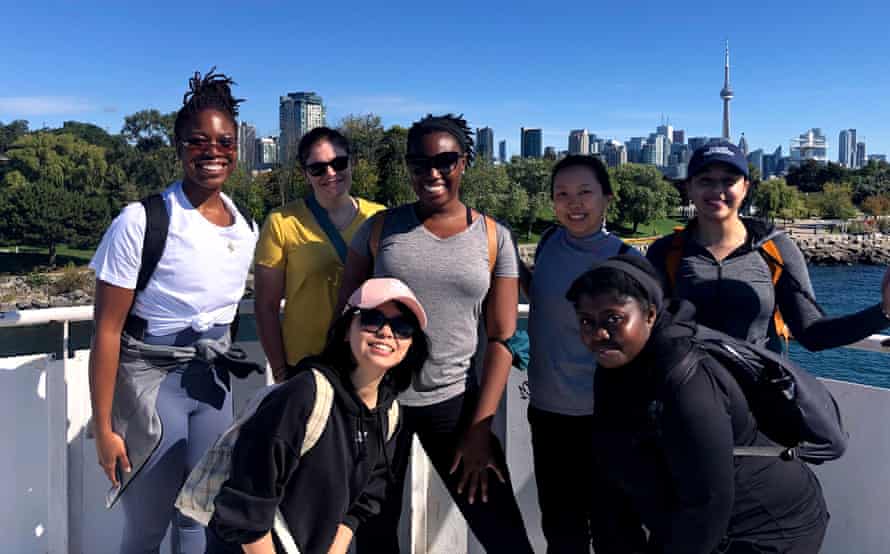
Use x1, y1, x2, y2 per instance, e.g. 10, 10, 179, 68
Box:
338, 114, 384, 165
0, 120, 29, 152
122, 109, 177, 150
785, 160, 848, 193
1, 132, 108, 192
462, 157, 528, 229
611, 164, 680, 234
818, 183, 857, 220
505, 157, 554, 238
54, 121, 120, 149
753, 178, 803, 222
861, 195, 890, 217
351, 158, 380, 200
377, 126, 413, 207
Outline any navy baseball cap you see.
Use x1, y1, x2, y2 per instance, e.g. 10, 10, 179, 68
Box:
687, 141, 749, 179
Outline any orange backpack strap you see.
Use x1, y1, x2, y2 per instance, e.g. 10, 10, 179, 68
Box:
484, 214, 497, 275
369, 211, 386, 260
759, 239, 792, 341
664, 230, 686, 291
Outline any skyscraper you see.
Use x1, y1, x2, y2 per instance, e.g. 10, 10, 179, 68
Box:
498, 140, 507, 163
791, 128, 828, 166
720, 41, 734, 141
238, 121, 257, 173
602, 140, 627, 168
839, 129, 856, 167
476, 127, 494, 160
856, 142, 867, 168
688, 136, 710, 152
625, 137, 647, 164
568, 129, 590, 155
279, 92, 325, 166
738, 133, 749, 156
521, 128, 543, 158
255, 136, 279, 171
543, 146, 558, 160
672, 129, 686, 145
748, 149, 764, 179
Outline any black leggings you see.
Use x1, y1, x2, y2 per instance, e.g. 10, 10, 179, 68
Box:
355, 392, 534, 554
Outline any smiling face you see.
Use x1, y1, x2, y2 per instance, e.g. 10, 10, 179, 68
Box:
574, 291, 656, 368
348, 301, 414, 372
687, 163, 750, 223
178, 108, 237, 193
552, 165, 612, 237
303, 138, 352, 204
408, 131, 466, 211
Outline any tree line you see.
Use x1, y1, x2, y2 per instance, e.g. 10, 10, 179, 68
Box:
0, 113, 683, 265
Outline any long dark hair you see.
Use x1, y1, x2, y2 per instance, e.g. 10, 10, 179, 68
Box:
318, 301, 429, 393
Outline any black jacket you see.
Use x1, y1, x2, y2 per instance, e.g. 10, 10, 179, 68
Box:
647, 217, 889, 351
208, 358, 399, 553
593, 301, 827, 554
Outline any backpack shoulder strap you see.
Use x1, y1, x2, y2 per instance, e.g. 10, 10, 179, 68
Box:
663, 229, 686, 291
300, 369, 335, 455
484, 214, 497, 275
231, 199, 257, 233
369, 211, 387, 260
386, 400, 400, 442
136, 194, 169, 293
618, 242, 632, 255
534, 225, 560, 264
758, 239, 792, 342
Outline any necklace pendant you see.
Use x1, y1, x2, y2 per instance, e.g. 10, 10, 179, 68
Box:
227, 241, 236, 253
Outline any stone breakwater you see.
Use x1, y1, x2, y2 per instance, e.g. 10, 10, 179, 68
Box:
793, 234, 890, 266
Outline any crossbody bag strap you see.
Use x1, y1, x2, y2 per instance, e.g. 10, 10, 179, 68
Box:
305, 194, 348, 263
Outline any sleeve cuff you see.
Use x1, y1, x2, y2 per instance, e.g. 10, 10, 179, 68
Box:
341, 514, 361, 532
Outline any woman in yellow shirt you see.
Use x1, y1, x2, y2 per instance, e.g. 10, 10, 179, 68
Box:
254, 127, 385, 382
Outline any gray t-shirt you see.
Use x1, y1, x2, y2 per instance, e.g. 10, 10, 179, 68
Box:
527, 228, 636, 416
351, 204, 519, 406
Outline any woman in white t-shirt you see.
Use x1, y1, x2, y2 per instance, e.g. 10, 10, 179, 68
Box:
88, 69, 258, 554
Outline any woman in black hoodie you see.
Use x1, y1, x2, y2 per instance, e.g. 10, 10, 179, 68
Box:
207, 278, 430, 554
567, 255, 828, 554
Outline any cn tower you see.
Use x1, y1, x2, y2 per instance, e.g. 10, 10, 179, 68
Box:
720, 41, 733, 140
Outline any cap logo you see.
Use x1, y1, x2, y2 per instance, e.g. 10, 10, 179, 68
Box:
704, 146, 734, 157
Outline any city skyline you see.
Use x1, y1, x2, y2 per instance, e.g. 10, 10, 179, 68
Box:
3, 1, 890, 159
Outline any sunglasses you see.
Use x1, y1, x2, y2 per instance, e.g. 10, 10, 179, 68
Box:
354, 308, 416, 340
180, 136, 237, 153
305, 156, 349, 177
405, 152, 463, 176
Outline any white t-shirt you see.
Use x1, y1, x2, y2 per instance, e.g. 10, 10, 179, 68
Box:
90, 181, 258, 336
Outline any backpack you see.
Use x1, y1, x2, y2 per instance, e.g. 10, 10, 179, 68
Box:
175, 368, 400, 554
663, 229, 792, 347
660, 322, 848, 464
135, 193, 257, 339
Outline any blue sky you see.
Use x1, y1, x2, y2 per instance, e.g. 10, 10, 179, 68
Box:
3, 1, 890, 159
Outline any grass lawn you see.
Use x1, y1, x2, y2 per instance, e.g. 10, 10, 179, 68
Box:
611, 217, 686, 240
0, 244, 95, 275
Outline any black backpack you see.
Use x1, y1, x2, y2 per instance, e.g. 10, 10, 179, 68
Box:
662, 322, 848, 464
134, 193, 257, 339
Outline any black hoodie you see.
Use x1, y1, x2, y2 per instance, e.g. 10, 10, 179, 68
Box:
594, 300, 827, 554
208, 357, 399, 553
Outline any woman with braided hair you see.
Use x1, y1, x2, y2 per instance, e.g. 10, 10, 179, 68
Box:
88, 68, 258, 553
339, 114, 534, 553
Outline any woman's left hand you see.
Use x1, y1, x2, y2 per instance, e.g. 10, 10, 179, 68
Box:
449, 422, 505, 505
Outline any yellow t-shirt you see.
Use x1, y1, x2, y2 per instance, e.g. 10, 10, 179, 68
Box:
254, 197, 385, 365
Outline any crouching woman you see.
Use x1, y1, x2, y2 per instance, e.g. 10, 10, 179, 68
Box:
207, 278, 430, 554
566, 255, 828, 554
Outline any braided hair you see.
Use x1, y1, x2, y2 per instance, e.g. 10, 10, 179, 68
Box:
173, 67, 244, 144
406, 113, 475, 164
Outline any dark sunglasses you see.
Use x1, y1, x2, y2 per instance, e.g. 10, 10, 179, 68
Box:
355, 308, 417, 339
405, 152, 463, 176
305, 156, 349, 177
180, 136, 237, 153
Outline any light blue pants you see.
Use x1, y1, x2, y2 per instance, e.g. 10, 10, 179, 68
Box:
120, 326, 232, 554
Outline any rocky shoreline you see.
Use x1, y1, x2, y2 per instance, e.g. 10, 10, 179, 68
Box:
794, 234, 890, 266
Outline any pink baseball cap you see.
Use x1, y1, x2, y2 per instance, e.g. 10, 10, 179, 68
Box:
346, 278, 428, 330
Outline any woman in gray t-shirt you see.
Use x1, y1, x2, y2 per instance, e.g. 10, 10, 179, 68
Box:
339, 114, 533, 553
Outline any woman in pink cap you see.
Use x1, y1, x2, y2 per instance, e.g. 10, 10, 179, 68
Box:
207, 278, 429, 554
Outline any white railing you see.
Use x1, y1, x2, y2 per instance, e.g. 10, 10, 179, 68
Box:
3, 303, 890, 553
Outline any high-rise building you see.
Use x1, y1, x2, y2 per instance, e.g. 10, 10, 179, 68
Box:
673, 129, 686, 145
838, 129, 857, 168
521, 128, 543, 158
791, 128, 828, 166
238, 121, 256, 173
738, 133, 749, 156
476, 127, 494, 160
688, 136, 710, 152
498, 140, 507, 163
568, 129, 590, 155
748, 149, 764, 179
279, 92, 325, 166
602, 140, 627, 168
856, 142, 867, 168
255, 136, 279, 171
720, 41, 734, 140
589, 137, 604, 155
763, 145, 783, 179
868, 154, 887, 163
543, 146, 557, 160
646, 133, 666, 167
625, 137, 647, 164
